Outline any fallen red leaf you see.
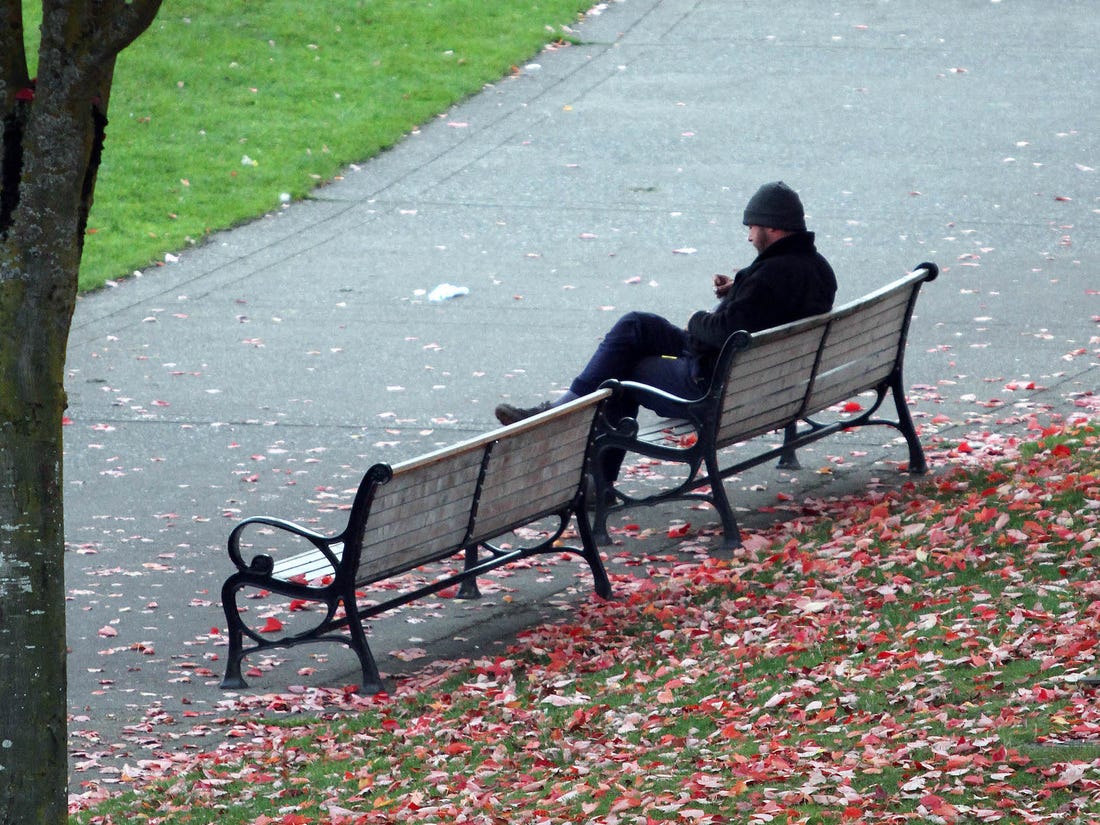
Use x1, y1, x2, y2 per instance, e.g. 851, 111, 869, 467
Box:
260, 617, 284, 633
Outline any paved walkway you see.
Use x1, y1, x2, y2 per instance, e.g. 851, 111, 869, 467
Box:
64, 0, 1098, 794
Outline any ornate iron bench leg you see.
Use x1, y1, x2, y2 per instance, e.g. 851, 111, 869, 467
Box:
343, 595, 385, 694
456, 544, 482, 599
219, 578, 250, 689
703, 451, 743, 550
574, 508, 612, 600
891, 372, 928, 474
590, 467, 613, 546
777, 421, 801, 470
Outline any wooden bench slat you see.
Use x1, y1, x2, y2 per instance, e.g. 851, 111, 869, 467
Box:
477, 453, 584, 516
472, 411, 593, 539
362, 455, 485, 528
356, 508, 474, 582
804, 286, 916, 411
272, 547, 343, 581
355, 453, 486, 582
717, 399, 807, 445
474, 474, 580, 538
818, 289, 912, 356
714, 325, 826, 445
720, 325, 826, 389
635, 418, 697, 450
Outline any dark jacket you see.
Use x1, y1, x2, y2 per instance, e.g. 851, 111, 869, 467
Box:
686, 231, 837, 376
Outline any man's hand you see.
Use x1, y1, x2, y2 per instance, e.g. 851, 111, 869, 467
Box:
713, 274, 733, 299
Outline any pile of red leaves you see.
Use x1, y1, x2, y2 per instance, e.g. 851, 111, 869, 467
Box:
72, 422, 1100, 824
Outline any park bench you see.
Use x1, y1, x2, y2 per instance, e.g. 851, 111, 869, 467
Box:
219, 389, 614, 694
591, 262, 940, 549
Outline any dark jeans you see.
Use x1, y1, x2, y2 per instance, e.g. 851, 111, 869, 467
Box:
570, 311, 706, 480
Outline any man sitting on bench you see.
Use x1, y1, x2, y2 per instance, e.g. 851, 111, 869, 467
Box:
494, 181, 839, 481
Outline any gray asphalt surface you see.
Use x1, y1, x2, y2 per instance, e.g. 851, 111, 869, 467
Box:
64, 0, 1098, 798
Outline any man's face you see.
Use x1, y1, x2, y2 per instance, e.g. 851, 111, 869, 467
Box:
747, 225, 770, 253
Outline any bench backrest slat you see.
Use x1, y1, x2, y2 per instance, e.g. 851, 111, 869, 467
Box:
715, 324, 827, 447
345, 389, 609, 586
803, 278, 918, 413
470, 400, 598, 541
355, 451, 487, 583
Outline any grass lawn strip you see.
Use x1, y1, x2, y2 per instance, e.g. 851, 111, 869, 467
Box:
21, 0, 602, 290
72, 422, 1100, 823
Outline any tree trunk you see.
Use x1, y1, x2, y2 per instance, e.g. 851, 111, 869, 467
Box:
0, 77, 105, 825
0, 2, 163, 821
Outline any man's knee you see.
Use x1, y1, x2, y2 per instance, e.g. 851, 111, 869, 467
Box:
607, 311, 666, 342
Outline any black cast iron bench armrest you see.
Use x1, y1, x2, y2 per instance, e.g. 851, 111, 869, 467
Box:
226, 516, 341, 576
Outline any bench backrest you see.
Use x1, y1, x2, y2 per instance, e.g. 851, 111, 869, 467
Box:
803, 271, 925, 412
468, 405, 599, 543
714, 321, 828, 448
343, 389, 611, 585
712, 265, 935, 449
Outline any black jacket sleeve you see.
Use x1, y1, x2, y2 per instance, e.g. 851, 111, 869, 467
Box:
686, 268, 765, 350
686, 233, 837, 361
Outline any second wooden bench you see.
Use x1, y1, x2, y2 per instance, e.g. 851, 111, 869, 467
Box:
219, 389, 614, 693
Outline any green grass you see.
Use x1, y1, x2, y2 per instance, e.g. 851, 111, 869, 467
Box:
18, 0, 595, 290
71, 424, 1100, 823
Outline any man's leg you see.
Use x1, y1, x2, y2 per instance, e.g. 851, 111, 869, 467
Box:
495, 311, 688, 425
597, 353, 703, 482
569, 312, 690, 396
627, 353, 706, 414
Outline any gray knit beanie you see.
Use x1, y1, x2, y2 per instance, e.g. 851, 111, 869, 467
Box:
742, 181, 806, 231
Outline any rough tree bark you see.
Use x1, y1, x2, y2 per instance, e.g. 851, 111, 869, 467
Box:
0, 1, 162, 821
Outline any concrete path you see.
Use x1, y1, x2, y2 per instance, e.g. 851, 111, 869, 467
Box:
64, 0, 1098, 794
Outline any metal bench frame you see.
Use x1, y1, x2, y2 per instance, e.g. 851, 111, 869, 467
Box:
219, 389, 614, 693
592, 263, 940, 549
